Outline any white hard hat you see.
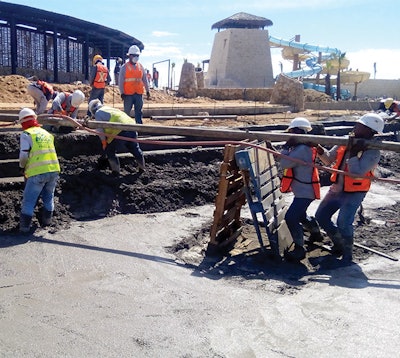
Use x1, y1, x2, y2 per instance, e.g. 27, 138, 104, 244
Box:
384, 97, 394, 110
71, 90, 85, 107
127, 45, 140, 56
357, 113, 384, 133
288, 117, 312, 132
88, 99, 103, 116
18, 108, 37, 123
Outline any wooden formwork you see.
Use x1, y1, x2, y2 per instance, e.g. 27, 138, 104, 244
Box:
206, 144, 247, 254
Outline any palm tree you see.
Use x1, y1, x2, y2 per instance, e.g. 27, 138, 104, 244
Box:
336, 52, 346, 101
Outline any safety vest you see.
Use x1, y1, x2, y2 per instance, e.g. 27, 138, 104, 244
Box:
280, 147, 320, 199
330, 146, 373, 192
93, 63, 108, 89
100, 106, 136, 144
24, 127, 60, 178
37, 80, 53, 99
59, 93, 76, 115
123, 63, 144, 95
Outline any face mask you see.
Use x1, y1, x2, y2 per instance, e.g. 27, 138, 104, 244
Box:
130, 56, 139, 64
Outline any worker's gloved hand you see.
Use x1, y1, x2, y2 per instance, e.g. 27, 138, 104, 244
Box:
101, 140, 107, 150
283, 137, 297, 149
316, 144, 325, 155
121, 94, 126, 100
146, 91, 150, 100
19, 167, 25, 176
349, 139, 366, 157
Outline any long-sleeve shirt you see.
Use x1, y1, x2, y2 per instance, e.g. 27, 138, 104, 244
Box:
280, 144, 316, 199
19, 132, 32, 169
318, 144, 380, 193
89, 63, 111, 86
48, 92, 79, 119
118, 62, 149, 95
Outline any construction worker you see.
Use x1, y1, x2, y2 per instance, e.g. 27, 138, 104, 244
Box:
47, 90, 85, 132
380, 98, 400, 117
315, 113, 385, 264
118, 45, 150, 124
114, 57, 123, 86
26, 78, 56, 114
88, 99, 145, 177
279, 117, 321, 262
18, 108, 60, 233
87, 54, 111, 116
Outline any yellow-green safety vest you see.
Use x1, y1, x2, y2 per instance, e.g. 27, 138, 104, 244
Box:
24, 127, 60, 178
101, 107, 136, 144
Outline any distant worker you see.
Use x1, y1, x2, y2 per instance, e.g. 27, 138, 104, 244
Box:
378, 98, 400, 117
118, 45, 150, 124
18, 108, 60, 233
146, 69, 152, 88
88, 99, 145, 177
48, 90, 85, 132
26, 79, 55, 114
114, 57, 123, 86
87, 54, 111, 116
152, 67, 159, 88
315, 113, 385, 264
279, 117, 321, 262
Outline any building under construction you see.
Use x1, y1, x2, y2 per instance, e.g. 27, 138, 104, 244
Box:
0, 1, 143, 83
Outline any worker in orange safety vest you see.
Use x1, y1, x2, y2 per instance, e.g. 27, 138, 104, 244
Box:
279, 117, 321, 262
315, 113, 385, 264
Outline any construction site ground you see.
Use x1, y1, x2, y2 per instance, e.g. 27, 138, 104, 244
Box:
0, 75, 399, 357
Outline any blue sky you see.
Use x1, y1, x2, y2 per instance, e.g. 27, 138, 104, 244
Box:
5, 0, 400, 87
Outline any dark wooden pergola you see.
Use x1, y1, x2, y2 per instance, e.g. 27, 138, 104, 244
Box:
0, 1, 143, 83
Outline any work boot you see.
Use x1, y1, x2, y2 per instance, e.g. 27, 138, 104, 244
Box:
42, 210, 53, 227
284, 244, 306, 262
19, 213, 32, 234
137, 156, 145, 171
342, 236, 354, 264
329, 232, 344, 257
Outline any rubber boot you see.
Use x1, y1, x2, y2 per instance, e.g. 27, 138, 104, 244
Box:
342, 236, 354, 264
285, 243, 306, 262
329, 231, 344, 257
42, 210, 53, 226
19, 213, 32, 234
302, 217, 323, 243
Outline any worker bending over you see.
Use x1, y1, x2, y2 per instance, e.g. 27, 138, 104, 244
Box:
88, 99, 145, 177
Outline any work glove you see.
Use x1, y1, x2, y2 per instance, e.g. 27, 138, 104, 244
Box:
19, 167, 25, 176
315, 144, 325, 155
101, 140, 107, 150
348, 138, 366, 157
121, 94, 126, 100
146, 91, 150, 100
282, 137, 298, 149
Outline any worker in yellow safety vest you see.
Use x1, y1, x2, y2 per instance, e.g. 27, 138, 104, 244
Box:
88, 99, 145, 177
279, 117, 321, 262
18, 108, 60, 233
315, 113, 385, 264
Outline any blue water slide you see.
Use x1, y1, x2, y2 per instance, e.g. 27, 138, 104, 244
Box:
269, 36, 341, 56
281, 57, 323, 78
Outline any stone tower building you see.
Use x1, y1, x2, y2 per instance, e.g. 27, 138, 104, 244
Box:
205, 12, 275, 89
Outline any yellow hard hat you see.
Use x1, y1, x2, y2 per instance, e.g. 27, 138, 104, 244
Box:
93, 54, 103, 65
384, 98, 393, 110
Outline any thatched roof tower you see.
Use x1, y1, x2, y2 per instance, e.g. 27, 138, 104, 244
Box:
211, 12, 273, 31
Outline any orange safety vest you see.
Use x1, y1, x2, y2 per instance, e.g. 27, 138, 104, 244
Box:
58, 93, 76, 115
123, 62, 144, 95
330, 146, 373, 192
280, 147, 320, 199
37, 80, 54, 98
93, 63, 108, 89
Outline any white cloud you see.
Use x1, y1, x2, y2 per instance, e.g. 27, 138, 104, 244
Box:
151, 31, 177, 38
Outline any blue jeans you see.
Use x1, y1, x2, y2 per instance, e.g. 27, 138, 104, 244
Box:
285, 197, 313, 246
105, 131, 143, 173
87, 88, 105, 115
123, 94, 143, 124
21, 172, 59, 216
315, 189, 366, 238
